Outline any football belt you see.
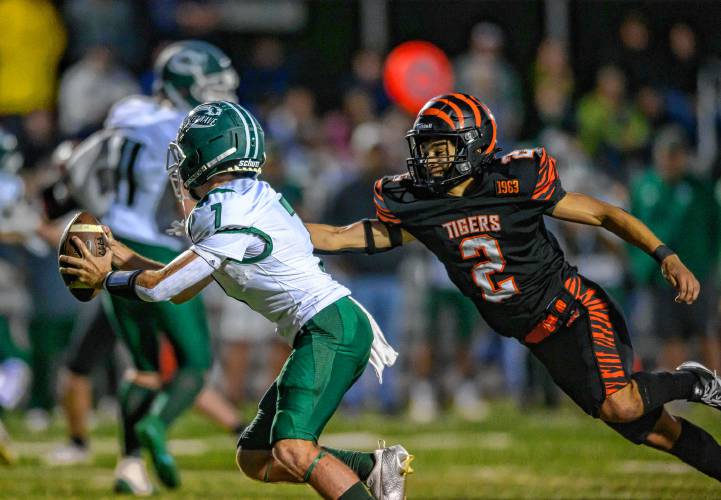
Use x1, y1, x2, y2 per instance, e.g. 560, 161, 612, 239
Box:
524, 287, 582, 344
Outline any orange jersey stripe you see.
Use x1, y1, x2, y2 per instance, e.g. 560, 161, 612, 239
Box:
565, 276, 629, 397
373, 179, 393, 214
373, 198, 394, 217
376, 208, 400, 224
532, 157, 558, 200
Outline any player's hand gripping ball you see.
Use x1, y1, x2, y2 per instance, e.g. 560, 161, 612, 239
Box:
58, 211, 108, 301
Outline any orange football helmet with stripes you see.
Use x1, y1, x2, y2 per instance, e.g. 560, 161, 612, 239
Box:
405, 92, 498, 193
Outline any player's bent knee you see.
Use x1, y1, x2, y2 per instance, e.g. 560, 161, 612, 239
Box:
235, 447, 270, 481
606, 407, 664, 445
272, 439, 315, 474
599, 387, 644, 423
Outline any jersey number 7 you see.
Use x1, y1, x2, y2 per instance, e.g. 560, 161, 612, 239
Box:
460, 235, 519, 303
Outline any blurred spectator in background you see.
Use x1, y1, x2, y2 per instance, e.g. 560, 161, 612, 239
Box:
343, 87, 378, 130
0, 129, 32, 415
665, 23, 700, 96
628, 126, 721, 371
534, 38, 574, 99
576, 65, 650, 178
0, 0, 65, 168
319, 87, 379, 168
409, 256, 487, 423
0, 0, 66, 117
174, 1, 222, 37
57, 46, 140, 138
603, 11, 660, 93
455, 22, 524, 146
261, 146, 305, 217
323, 123, 404, 413
63, 0, 143, 69
378, 106, 414, 169
267, 87, 345, 215
342, 49, 391, 114
266, 87, 320, 152
636, 86, 670, 131
660, 23, 699, 137
531, 39, 575, 135
240, 38, 292, 106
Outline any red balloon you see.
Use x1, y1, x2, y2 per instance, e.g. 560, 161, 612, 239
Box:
383, 41, 454, 115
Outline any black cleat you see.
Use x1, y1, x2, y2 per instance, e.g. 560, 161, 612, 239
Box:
676, 361, 721, 410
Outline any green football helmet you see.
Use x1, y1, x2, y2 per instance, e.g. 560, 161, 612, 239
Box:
167, 101, 265, 201
153, 40, 239, 110
0, 128, 22, 174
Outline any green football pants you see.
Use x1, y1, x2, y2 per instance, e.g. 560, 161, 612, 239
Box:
107, 239, 211, 373
238, 296, 372, 448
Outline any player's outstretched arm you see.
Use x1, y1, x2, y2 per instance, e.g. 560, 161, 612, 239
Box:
305, 220, 414, 254
59, 238, 213, 304
549, 192, 700, 304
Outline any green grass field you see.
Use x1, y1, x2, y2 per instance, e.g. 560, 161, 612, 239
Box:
1, 401, 720, 499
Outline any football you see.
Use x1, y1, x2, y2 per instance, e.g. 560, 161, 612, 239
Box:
58, 211, 107, 302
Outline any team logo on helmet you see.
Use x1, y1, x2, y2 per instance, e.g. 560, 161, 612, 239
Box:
183, 103, 223, 130
155, 40, 238, 110
167, 49, 209, 75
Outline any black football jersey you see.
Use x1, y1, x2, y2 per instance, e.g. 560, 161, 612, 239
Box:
374, 148, 575, 339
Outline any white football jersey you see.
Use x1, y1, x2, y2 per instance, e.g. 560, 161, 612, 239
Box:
188, 178, 350, 341
102, 96, 186, 250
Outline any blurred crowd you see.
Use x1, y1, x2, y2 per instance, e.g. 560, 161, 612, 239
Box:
1, 0, 721, 444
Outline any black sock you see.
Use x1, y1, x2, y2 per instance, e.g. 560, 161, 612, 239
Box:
232, 422, 246, 435
338, 481, 374, 500
632, 371, 697, 413
669, 418, 721, 482
70, 435, 87, 449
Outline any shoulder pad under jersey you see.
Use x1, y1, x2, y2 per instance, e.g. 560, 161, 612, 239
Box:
187, 187, 249, 243
497, 147, 562, 202
373, 173, 416, 224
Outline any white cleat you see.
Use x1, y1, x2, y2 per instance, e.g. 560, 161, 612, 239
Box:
453, 380, 489, 422
44, 442, 91, 466
114, 457, 155, 496
24, 408, 50, 433
366, 440, 414, 500
408, 380, 438, 424
677, 361, 721, 410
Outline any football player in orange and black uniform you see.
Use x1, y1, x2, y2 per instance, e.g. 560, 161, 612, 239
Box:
307, 92, 721, 482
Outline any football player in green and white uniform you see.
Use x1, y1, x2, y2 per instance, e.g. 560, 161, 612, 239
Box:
0, 128, 34, 465
60, 101, 413, 500
65, 41, 241, 494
